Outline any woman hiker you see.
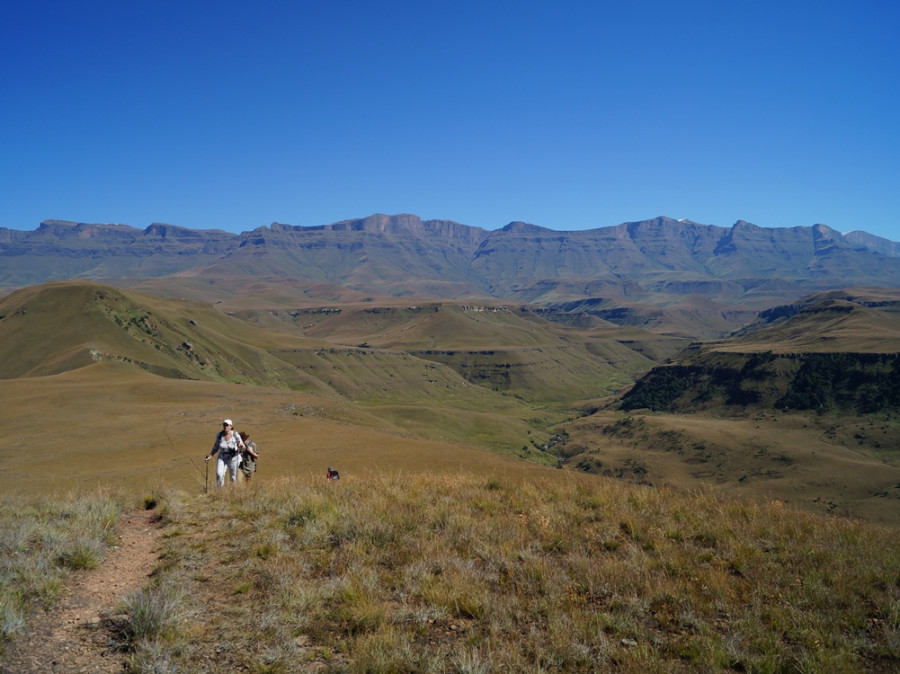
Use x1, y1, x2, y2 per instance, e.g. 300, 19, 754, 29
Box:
205, 419, 246, 486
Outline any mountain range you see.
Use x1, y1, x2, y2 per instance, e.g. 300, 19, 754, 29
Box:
3, 214, 899, 339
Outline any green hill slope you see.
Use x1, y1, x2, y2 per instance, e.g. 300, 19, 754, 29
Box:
4, 282, 900, 525
233, 302, 671, 404
1, 282, 665, 406
0, 281, 327, 388
556, 289, 900, 524
718, 287, 900, 353
1, 282, 669, 485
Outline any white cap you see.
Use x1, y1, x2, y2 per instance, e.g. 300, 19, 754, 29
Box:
223, 419, 233, 426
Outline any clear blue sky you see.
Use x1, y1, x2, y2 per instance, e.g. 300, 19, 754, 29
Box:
2, 1, 898, 240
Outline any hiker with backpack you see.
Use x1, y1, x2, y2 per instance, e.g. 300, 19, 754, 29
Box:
205, 419, 246, 486
239, 431, 259, 482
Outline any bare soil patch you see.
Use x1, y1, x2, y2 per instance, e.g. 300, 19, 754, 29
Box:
0, 508, 161, 674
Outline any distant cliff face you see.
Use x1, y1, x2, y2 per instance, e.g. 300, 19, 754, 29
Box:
1, 214, 899, 311
0, 220, 237, 286
843, 229, 900, 258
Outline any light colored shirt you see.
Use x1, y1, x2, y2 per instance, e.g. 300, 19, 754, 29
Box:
211, 431, 245, 456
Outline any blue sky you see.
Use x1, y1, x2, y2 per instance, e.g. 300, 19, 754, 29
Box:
2, 1, 898, 240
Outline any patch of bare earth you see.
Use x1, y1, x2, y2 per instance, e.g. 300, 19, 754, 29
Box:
0, 508, 161, 674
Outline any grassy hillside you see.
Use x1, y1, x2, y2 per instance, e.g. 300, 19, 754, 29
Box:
0, 281, 662, 505
710, 289, 900, 354
4, 477, 898, 672
558, 408, 900, 526
0, 283, 606, 461
2, 278, 900, 671
557, 289, 900, 525
232, 302, 667, 404
3, 281, 900, 528
0, 281, 326, 386
0, 281, 664, 406
0, 360, 569, 499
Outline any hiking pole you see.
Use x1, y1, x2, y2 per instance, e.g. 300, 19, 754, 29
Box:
205, 458, 209, 494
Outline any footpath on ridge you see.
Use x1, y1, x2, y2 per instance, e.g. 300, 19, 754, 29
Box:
0, 508, 161, 674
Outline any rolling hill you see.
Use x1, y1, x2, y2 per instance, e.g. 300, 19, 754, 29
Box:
0, 281, 669, 403
0, 281, 682, 499
0, 281, 327, 387
229, 301, 684, 403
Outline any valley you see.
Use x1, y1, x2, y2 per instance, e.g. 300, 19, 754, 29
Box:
1, 277, 898, 526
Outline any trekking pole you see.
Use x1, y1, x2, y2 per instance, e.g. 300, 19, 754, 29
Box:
205, 458, 209, 494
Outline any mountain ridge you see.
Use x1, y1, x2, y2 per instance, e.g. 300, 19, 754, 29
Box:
3, 214, 899, 333
4, 212, 897, 250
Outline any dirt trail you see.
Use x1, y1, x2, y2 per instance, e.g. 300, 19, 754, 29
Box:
1, 508, 162, 674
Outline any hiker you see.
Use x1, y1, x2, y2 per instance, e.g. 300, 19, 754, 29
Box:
239, 431, 259, 482
326, 466, 340, 480
205, 419, 246, 486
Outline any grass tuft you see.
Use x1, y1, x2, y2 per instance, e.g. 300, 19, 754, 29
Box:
0, 490, 125, 651
115, 580, 186, 652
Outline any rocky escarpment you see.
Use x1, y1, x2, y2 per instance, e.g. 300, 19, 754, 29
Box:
622, 350, 900, 415
3, 215, 900, 318
0, 220, 237, 285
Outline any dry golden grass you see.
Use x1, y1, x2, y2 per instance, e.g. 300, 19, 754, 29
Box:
117, 473, 900, 672
561, 409, 900, 527
0, 361, 562, 498
707, 289, 900, 354
2, 279, 899, 536
2, 338, 898, 528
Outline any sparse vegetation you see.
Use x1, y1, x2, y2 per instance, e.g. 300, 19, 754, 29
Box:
76, 474, 899, 673
0, 491, 124, 651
